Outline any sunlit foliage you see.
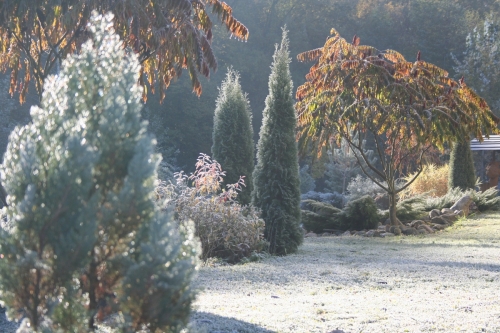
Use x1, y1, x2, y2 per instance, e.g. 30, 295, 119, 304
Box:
0, 0, 248, 103
0, 13, 197, 332
295, 29, 498, 225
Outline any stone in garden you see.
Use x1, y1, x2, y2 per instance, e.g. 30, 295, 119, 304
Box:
409, 220, 425, 229
389, 225, 403, 235
432, 224, 447, 230
355, 231, 366, 236
441, 208, 453, 215
373, 230, 383, 237
441, 213, 458, 223
321, 232, 332, 237
418, 224, 435, 233
431, 216, 448, 225
402, 227, 418, 236
365, 230, 376, 237
416, 227, 428, 234
381, 232, 395, 237
305, 232, 317, 238
429, 209, 441, 218
450, 195, 473, 216
341, 231, 351, 237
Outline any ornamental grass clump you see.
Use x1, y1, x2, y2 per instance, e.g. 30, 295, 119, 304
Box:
400, 164, 449, 199
171, 154, 266, 263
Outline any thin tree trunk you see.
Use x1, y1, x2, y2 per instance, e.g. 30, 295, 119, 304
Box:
0, 182, 7, 207
32, 269, 41, 330
88, 250, 98, 330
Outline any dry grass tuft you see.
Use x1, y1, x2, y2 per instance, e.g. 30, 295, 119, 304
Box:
401, 163, 448, 199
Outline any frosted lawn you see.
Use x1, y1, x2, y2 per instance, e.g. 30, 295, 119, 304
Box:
190, 212, 500, 333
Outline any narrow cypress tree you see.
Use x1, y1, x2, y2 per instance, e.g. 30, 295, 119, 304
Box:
252, 28, 303, 255
0, 13, 197, 332
212, 68, 254, 204
448, 140, 476, 190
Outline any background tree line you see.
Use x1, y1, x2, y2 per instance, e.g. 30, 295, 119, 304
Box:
1, 0, 499, 171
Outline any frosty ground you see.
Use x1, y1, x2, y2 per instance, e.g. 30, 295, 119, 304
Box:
189, 213, 500, 333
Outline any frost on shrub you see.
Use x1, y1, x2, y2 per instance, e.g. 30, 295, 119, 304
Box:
336, 195, 380, 230
346, 175, 387, 201
0, 12, 197, 332
380, 194, 427, 222
424, 186, 500, 212
301, 200, 341, 233
301, 191, 345, 209
302, 195, 380, 232
170, 154, 266, 263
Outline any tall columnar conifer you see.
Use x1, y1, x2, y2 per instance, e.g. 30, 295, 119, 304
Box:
252, 28, 303, 255
448, 140, 476, 190
0, 13, 197, 332
212, 68, 254, 204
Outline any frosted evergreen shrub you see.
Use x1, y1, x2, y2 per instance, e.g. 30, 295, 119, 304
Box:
337, 195, 380, 230
252, 28, 303, 255
380, 194, 427, 222
301, 191, 345, 209
212, 68, 254, 205
301, 200, 341, 233
0, 12, 197, 332
346, 175, 387, 201
424, 186, 500, 212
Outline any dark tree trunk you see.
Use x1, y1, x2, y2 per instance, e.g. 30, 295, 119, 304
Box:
88, 252, 98, 330
389, 191, 398, 226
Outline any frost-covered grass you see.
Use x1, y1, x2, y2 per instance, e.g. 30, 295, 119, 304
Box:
189, 212, 500, 333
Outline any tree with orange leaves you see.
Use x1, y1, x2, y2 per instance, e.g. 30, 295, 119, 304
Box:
0, 0, 248, 103
295, 29, 498, 225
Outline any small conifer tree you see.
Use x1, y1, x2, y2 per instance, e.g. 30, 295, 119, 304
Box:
212, 68, 254, 204
252, 28, 303, 255
299, 165, 316, 194
0, 13, 197, 332
448, 140, 476, 190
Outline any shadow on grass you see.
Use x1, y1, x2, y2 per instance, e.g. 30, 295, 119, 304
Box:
190, 311, 276, 333
392, 259, 500, 273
